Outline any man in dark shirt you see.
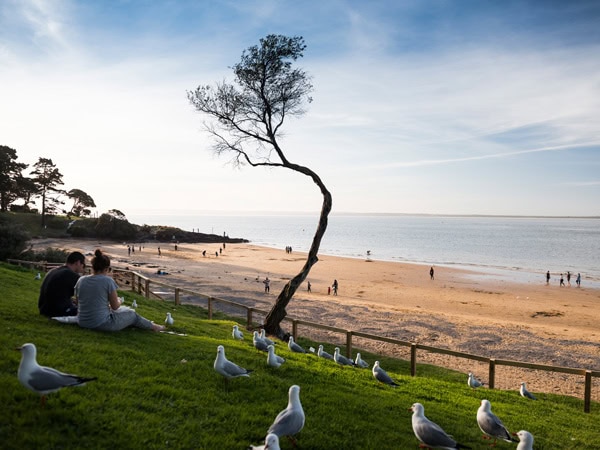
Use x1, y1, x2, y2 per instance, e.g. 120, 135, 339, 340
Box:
38, 251, 86, 317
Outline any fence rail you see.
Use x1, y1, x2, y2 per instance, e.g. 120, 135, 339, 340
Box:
11, 259, 598, 413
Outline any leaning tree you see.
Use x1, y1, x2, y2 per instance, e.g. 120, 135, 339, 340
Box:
187, 34, 332, 338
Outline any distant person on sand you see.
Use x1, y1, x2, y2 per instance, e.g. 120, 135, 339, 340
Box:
264, 277, 270, 293
567, 271, 571, 286
158, 247, 161, 256
560, 274, 565, 286
576, 272, 581, 287
307, 281, 311, 292
430, 267, 434, 280
38, 251, 86, 317
546, 271, 550, 284
75, 249, 165, 332
332, 279, 338, 296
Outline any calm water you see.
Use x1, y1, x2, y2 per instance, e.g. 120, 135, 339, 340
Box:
128, 213, 600, 288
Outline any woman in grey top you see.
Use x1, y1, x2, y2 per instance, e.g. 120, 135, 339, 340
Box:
75, 249, 165, 332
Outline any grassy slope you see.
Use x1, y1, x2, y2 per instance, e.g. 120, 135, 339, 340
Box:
1, 263, 599, 449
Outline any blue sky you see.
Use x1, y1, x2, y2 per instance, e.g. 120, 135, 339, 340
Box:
1, 0, 599, 217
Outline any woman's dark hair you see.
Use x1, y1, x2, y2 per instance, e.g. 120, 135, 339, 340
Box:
91, 249, 111, 273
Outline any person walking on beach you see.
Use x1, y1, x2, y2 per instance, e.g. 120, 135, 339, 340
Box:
263, 277, 270, 293
560, 274, 565, 287
430, 267, 435, 280
332, 279, 338, 296
567, 271, 571, 286
158, 247, 161, 257
576, 272, 581, 287
307, 281, 311, 293
546, 270, 550, 285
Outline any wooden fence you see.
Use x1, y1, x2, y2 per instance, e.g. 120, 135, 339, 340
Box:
9, 259, 598, 413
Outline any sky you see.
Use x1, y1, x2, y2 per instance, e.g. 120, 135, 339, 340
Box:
1, 0, 599, 218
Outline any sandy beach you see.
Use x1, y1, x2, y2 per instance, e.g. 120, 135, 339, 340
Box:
31, 238, 600, 400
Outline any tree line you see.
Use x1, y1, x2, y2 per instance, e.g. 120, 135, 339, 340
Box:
0, 145, 96, 227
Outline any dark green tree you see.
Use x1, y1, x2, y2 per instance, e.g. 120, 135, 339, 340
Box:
30, 158, 65, 227
188, 34, 332, 338
0, 145, 28, 212
66, 188, 96, 217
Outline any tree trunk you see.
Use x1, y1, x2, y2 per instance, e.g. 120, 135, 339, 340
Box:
263, 184, 332, 339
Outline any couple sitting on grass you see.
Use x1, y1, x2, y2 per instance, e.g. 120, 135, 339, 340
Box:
39, 249, 165, 332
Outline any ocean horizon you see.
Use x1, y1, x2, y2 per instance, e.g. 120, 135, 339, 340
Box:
127, 212, 600, 289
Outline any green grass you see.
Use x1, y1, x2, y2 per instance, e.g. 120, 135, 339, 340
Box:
1, 262, 599, 449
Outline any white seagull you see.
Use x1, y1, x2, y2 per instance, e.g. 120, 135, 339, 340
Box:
354, 352, 369, 368
253, 331, 269, 352
519, 382, 537, 400
514, 430, 534, 450
287, 336, 306, 353
267, 385, 305, 443
477, 399, 517, 445
372, 361, 400, 387
165, 312, 174, 326
232, 325, 244, 340
467, 372, 484, 389
247, 433, 280, 450
214, 345, 252, 381
317, 345, 333, 360
333, 347, 355, 366
267, 345, 285, 368
131, 299, 138, 308
410, 402, 471, 449
260, 329, 275, 346
16, 343, 97, 405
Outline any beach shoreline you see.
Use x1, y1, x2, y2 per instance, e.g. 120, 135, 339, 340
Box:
30, 238, 600, 400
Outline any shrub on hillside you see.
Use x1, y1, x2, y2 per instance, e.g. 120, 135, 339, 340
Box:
95, 213, 137, 240
0, 221, 30, 261
19, 247, 70, 263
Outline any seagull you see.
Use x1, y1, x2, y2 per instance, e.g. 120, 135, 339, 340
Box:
317, 345, 333, 360
165, 312, 174, 326
287, 336, 306, 353
214, 345, 252, 381
410, 402, 471, 449
372, 361, 400, 386
267, 385, 305, 443
232, 325, 244, 340
16, 343, 97, 405
260, 329, 275, 346
267, 345, 285, 368
253, 331, 270, 352
247, 433, 280, 450
519, 382, 537, 400
35, 273, 41, 280
477, 399, 517, 445
514, 430, 534, 450
355, 352, 369, 368
333, 347, 355, 366
131, 299, 138, 308
468, 372, 484, 389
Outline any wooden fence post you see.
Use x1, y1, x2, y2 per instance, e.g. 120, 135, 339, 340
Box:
346, 331, 353, 358
174, 288, 180, 306
137, 275, 142, 294
584, 370, 592, 413
246, 308, 253, 327
488, 359, 496, 389
208, 297, 213, 320
130, 272, 135, 291
410, 343, 417, 377
144, 279, 150, 298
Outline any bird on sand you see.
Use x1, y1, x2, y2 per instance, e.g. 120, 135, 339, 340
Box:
514, 430, 534, 450
214, 345, 252, 381
467, 372, 484, 389
253, 331, 269, 352
410, 402, 471, 449
333, 347, 355, 366
165, 312, 174, 326
287, 336, 306, 353
247, 433, 280, 450
267, 385, 305, 443
260, 329, 275, 346
477, 399, 517, 445
519, 382, 537, 400
354, 352, 369, 368
267, 345, 285, 368
317, 345, 334, 360
16, 343, 97, 405
372, 361, 400, 386
232, 325, 244, 340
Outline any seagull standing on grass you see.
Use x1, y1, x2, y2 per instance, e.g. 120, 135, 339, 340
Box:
467, 372, 484, 389
16, 343, 97, 405
131, 299, 138, 308
334, 347, 355, 366
287, 336, 306, 353
214, 345, 252, 382
513, 430, 534, 450
165, 312, 174, 326
267, 385, 305, 444
354, 352, 369, 368
519, 382, 537, 400
410, 402, 471, 449
260, 329, 275, 346
247, 433, 280, 450
267, 345, 285, 368
317, 345, 333, 360
372, 361, 400, 386
477, 399, 517, 445
253, 331, 270, 352
232, 325, 244, 340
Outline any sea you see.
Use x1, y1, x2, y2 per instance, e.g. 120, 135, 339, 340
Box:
127, 213, 600, 288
